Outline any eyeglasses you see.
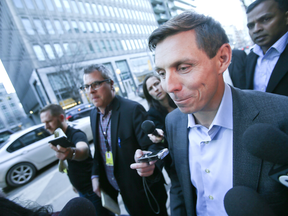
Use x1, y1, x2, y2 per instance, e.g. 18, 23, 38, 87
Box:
80, 79, 110, 91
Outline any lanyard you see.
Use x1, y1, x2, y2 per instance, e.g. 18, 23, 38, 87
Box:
99, 115, 112, 151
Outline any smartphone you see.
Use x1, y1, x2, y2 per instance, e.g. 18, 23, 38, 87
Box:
49, 136, 74, 148
137, 148, 169, 163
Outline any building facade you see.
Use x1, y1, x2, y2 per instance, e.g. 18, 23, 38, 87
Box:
1, 0, 159, 123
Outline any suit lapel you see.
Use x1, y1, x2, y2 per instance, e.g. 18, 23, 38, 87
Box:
266, 45, 288, 92
231, 88, 262, 190
245, 52, 258, 89
111, 96, 120, 163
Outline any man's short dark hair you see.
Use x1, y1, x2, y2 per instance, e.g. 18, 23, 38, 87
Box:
83, 64, 112, 80
40, 104, 65, 118
246, 0, 288, 14
148, 10, 229, 59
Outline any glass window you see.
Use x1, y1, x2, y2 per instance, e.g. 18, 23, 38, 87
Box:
91, 4, 98, 15
121, 40, 127, 50
85, 3, 92, 14
103, 6, 110, 16
7, 140, 24, 152
35, 0, 45, 10
126, 40, 132, 50
71, 20, 80, 33
88, 41, 95, 53
33, 45, 45, 61
114, 7, 119, 17
127, 9, 132, 19
111, 40, 118, 50
63, 43, 70, 55
44, 19, 55, 34
24, 0, 35, 9
92, 22, 100, 33
78, 2, 86, 14
63, 0, 71, 12
106, 40, 113, 51
94, 41, 101, 52
99, 22, 105, 33
21, 18, 35, 35
13, 0, 24, 8
133, 24, 138, 34
63, 42, 78, 56
100, 40, 107, 52
105, 23, 111, 33
54, 20, 64, 34
130, 40, 136, 49
115, 23, 121, 34
33, 19, 45, 34
118, 8, 124, 18
86, 21, 93, 33
110, 23, 116, 33
123, 9, 128, 18
79, 21, 87, 33
53, 0, 63, 11
109, 7, 115, 17
134, 39, 139, 49
120, 24, 125, 33
117, 40, 123, 50
45, 0, 54, 11
54, 43, 64, 57
129, 24, 134, 34
63, 20, 71, 32
71, 1, 79, 13
44, 44, 56, 59
131, 10, 136, 19
124, 24, 130, 34
98, 5, 104, 16
138, 39, 143, 49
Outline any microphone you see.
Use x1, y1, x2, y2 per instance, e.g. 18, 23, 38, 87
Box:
243, 123, 288, 187
59, 197, 96, 216
224, 186, 276, 216
141, 120, 162, 137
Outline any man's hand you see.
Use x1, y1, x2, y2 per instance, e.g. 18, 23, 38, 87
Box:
130, 149, 157, 177
49, 144, 72, 160
92, 177, 101, 197
148, 128, 164, 143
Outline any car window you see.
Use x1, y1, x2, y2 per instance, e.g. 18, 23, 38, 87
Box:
7, 140, 24, 152
20, 127, 50, 146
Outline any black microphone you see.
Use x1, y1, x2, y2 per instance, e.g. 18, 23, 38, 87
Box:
141, 120, 162, 137
243, 123, 288, 187
59, 197, 96, 216
224, 186, 276, 216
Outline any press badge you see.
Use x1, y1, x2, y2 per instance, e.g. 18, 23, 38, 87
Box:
105, 151, 114, 166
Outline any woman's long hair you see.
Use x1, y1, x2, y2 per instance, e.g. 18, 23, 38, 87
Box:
143, 74, 177, 114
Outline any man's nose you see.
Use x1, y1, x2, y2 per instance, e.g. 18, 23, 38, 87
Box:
165, 70, 182, 93
253, 22, 263, 33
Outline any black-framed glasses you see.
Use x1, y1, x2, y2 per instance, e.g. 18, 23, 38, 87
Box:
80, 79, 110, 91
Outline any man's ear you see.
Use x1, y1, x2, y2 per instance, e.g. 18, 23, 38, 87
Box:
110, 79, 114, 88
59, 114, 65, 122
217, 43, 232, 74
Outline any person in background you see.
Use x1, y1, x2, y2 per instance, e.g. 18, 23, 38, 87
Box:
130, 10, 288, 216
142, 74, 177, 175
82, 64, 168, 216
245, 0, 288, 96
40, 104, 113, 216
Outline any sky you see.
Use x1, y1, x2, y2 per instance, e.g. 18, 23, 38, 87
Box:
0, 0, 250, 94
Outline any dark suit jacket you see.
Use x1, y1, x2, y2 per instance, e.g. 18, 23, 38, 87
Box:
166, 87, 288, 216
228, 49, 247, 89
245, 44, 288, 96
90, 96, 167, 216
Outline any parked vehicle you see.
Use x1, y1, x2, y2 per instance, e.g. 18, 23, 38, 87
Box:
65, 103, 94, 121
0, 117, 92, 188
136, 83, 145, 99
0, 129, 14, 144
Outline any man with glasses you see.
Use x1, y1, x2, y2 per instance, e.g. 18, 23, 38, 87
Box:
81, 64, 168, 216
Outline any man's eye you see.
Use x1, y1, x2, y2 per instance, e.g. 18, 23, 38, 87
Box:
158, 71, 165, 78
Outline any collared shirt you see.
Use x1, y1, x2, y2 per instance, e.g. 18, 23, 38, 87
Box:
253, 31, 288, 92
188, 83, 233, 216
98, 103, 119, 191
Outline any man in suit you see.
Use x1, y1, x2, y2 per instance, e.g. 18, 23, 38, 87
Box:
131, 11, 288, 215
245, 0, 288, 96
81, 64, 168, 216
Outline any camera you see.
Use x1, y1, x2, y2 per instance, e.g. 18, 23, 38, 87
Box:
137, 148, 169, 163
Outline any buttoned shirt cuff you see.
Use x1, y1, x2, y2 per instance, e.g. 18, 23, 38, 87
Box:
91, 175, 99, 180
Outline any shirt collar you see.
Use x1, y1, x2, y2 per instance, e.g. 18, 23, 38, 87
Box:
188, 83, 233, 130
97, 97, 115, 116
253, 31, 288, 56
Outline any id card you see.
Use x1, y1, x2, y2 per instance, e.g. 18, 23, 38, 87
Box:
105, 151, 114, 166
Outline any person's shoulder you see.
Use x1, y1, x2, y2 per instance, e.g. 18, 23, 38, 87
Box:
116, 95, 144, 109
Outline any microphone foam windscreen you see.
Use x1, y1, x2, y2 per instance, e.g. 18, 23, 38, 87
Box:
243, 123, 288, 164
224, 186, 276, 216
141, 120, 156, 134
59, 197, 96, 216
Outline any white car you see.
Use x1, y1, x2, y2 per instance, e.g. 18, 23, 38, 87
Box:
0, 116, 92, 188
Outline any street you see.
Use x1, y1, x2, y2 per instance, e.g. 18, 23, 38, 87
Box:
2, 96, 171, 215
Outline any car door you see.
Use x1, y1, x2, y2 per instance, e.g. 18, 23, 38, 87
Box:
13, 127, 56, 169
